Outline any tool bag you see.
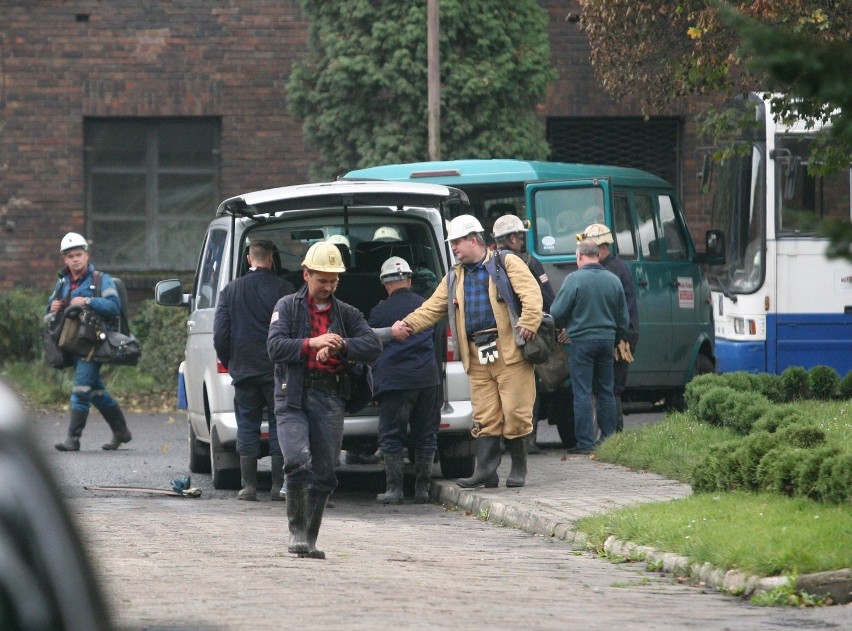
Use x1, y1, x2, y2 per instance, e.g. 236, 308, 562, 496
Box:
58, 305, 105, 360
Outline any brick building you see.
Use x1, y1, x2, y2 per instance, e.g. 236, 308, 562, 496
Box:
0, 1, 708, 307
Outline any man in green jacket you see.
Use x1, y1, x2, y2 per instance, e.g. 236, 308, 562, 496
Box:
551, 239, 628, 454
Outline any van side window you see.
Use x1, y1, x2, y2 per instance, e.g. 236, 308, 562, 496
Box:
613, 193, 637, 260
658, 195, 688, 260
635, 194, 660, 260
196, 228, 227, 309
532, 187, 604, 256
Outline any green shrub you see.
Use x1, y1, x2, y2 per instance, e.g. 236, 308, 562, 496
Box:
131, 300, 187, 388
720, 390, 772, 435
756, 446, 804, 495
752, 373, 785, 403
777, 423, 827, 449
781, 366, 809, 401
839, 371, 852, 400
794, 446, 842, 499
807, 365, 839, 400
814, 454, 852, 504
684, 372, 722, 410
717, 371, 760, 393
691, 442, 737, 493
733, 431, 781, 490
695, 386, 739, 427
751, 406, 806, 433
0, 287, 45, 364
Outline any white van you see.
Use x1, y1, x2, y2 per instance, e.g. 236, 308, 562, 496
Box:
156, 180, 475, 488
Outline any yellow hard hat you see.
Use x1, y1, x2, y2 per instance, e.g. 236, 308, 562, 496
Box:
302, 241, 347, 273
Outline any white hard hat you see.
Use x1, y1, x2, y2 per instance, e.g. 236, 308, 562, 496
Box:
492, 215, 527, 239
446, 214, 484, 241
60, 232, 88, 253
379, 256, 413, 282
373, 226, 402, 241
302, 241, 347, 273
582, 223, 614, 245
326, 234, 351, 247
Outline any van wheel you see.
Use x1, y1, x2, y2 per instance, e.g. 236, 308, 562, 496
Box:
209, 428, 241, 490
666, 353, 714, 411
437, 435, 475, 479
188, 421, 211, 474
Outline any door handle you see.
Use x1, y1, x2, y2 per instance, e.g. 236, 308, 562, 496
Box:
186, 320, 195, 329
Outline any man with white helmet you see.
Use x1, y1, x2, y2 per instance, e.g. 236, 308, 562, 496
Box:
392, 215, 543, 489
492, 214, 557, 453
373, 226, 402, 242
368, 257, 442, 504
48, 232, 132, 452
580, 223, 639, 432
267, 241, 381, 559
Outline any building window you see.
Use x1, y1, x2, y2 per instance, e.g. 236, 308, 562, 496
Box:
84, 118, 219, 271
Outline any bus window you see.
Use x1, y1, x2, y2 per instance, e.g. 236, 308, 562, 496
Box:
635, 194, 660, 260
613, 193, 637, 260
659, 195, 688, 260
532, 187, 604, 256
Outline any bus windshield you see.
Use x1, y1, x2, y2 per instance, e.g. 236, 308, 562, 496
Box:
707, 147, 766, 295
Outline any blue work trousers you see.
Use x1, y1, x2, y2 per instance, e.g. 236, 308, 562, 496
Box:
377, 385, 441, 455
276, 387, 346, 493
233, 375, 280, 458
569, 338, 617, 450
71, 358, 118, 412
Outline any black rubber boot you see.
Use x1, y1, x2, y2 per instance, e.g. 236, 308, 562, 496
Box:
505, 437, 528, 488
270, 454, 285, 501
413, 449, 435, 504
237, 456, 258, 501
615, 397, 624, 433
456, 436, 502, 488
527, 420, 542, 454
300, 489, 331, 559
101, 405, 132, 450
55, 409, 88, 452
286, 481, 310, 555
376, 451, 405, 504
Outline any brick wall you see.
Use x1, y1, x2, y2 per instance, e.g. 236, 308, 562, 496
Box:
0, 0, 711, 306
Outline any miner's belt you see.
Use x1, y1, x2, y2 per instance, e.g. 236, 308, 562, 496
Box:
304, 370, 342, 395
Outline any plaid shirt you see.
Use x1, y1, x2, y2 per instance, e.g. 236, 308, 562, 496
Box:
463, 260, 497, 336
302, 293, 344, 374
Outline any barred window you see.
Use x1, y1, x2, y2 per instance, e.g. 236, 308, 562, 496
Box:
84, 118, 219, 271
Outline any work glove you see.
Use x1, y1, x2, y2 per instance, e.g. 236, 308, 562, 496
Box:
478, 341, 499, 364
615, 339, 635, 363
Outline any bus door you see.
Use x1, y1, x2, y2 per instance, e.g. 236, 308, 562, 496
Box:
524, 178, 610, 292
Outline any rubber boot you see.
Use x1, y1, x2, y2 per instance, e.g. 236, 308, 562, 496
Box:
237, 456, 258, 501
615, 396, 624, 433
300, 489, 331, 559
55, 409, 88, 452
527, 420, 542, 455
376, 451, 404, 504
456, 435, 501, 488
505, 437, 528, 488
413, 449, 435, 504
101, 405, 132, 450
286, 481, 310, 555
270, 454, 285, 501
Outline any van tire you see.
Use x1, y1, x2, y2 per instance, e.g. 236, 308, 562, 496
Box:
437, 435, 475, 479
188, 421, 211, 474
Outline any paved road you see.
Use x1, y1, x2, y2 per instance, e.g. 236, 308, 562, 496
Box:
34, 409, 849, 630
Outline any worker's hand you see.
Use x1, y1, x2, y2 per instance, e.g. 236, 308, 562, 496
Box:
556, 328, 570, 345
310, 332, 344, 352
516, 326, 535, 341
391, 320, 413, 341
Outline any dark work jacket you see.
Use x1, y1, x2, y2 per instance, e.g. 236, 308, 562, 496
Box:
368, 288, 440, 396
267, 286, 382, 411
600, 254, 639, 347
47, 263, 121, 331
213, 267, 294, 384
508, 250, 556, 312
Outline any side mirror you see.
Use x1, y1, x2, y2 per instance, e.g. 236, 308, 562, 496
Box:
696, 229, 726, 265
155, 279, 189, 307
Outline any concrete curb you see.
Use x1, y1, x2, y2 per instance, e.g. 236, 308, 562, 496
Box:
432, 479, 851, 605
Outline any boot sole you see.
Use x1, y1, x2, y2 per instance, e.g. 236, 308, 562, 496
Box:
506, 480, 526, 488
456, 477, 499, 489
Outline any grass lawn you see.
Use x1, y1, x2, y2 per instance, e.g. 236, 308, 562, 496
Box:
579, 402, 851, 580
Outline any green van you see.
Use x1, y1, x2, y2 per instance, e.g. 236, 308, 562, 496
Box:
345, 160, 718, 444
